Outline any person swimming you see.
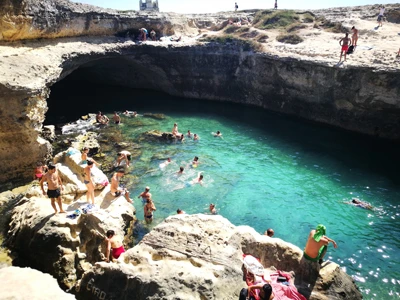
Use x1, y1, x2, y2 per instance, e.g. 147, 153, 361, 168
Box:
346, 198, 373, 210
192, 156, 199, 168
214, 131, 222, 137
209, 203, 217, 214
193, 133, 199, 141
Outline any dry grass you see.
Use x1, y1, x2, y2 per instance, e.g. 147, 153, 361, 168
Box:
276, 33, 304, 44
200, 35, 263, 52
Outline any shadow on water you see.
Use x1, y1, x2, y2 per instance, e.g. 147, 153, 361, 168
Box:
47, 79, 400, 186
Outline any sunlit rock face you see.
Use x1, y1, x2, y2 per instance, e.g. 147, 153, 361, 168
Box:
0, 0, 399, 188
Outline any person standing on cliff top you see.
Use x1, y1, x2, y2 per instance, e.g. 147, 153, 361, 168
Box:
339, 33, 351, 62
40, 163, 66, 214
235, 2, 238, 11
274, 0, 278, 9
377, 5, 385, 27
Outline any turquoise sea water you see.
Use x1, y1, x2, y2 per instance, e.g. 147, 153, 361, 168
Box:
48, 83, 400, 299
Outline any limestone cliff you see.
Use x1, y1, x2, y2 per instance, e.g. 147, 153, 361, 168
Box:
0, 0, 399, 187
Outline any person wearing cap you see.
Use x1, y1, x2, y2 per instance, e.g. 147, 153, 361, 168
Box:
303, 224, 337, 263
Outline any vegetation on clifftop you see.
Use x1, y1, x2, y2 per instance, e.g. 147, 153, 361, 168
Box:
200, 35, 263, 52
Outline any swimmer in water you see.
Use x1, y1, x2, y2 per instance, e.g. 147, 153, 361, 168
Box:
192, 156, 199, 167
160, 157, 171, 168
214, 131, 222, 137
144, 198, 156, 223
187, 130, 192, 138
345, 198, 373, 210
113, 112, 121, 125
209, 203, 217, 214
177, 166, 184, 175
138, 186, 152, 202
193, 133, 199, 140
179, 134, 185, 142
173, 172, 203, 190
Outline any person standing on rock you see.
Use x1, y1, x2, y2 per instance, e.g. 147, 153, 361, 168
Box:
40, 163, 66, 214
339, 33, 352, 62
83, 160, 96, 205
377, 5, 385, 27
274, 0, 278, 9
351, 26, 358, 47
144, 198, 157, 223
235, 2, 238, 11
303, 224, 337, 264
105, 230, 125, 262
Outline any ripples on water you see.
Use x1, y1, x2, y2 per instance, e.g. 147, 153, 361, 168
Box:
47, 83, 400, 299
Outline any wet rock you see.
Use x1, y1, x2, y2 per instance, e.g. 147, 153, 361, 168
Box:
142, 113, 166, 120
71, 132, 100, 154
0, 267, 75, 299
141, 130, 177, 141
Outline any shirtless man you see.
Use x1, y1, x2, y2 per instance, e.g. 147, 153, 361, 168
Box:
83, 160, 95, 204
110, 169, 132, 203
105, 230, 125, 262
351, 26, 358, 47
116, 150, 131, 167
138, 186, 152, 202
144, 198, 156, 223
304, 224, 337, 263
96, 111, 109, 124
113, 112, 121, 124
193, 133, 199, 141
214, 131, 222, 137
177, 209, 186, 214
339, 33, 352, 62
187, 130, 192, 138
190, 172, 203, 186
40, 164, 66, 214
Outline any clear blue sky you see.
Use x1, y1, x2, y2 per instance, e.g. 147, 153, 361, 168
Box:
71, 0, 398, 13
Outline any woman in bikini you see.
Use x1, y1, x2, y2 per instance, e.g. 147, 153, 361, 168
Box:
351, 26, 358, 47
81, 147, 100, 166
144, 198, 156, 224
33, 162, 47, 181
83, 160, 95, 204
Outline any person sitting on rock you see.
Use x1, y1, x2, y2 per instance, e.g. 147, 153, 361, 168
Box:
96, 111, 109, 124
110, 169, 132, 203
177, 208, 186, 214
172, 123, 179, 136
150, 29, 156, 41
144, 198, 157, 223
105, 230, 125, 262
81, 147, 100, 166
303, 224, 337, 264
140, 28, 148, 41
116, 150, 131, 167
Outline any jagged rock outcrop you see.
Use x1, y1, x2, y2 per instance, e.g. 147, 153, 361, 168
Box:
6, 150, 135, 289
75, 214, 362, 300
0, 266, 75, 299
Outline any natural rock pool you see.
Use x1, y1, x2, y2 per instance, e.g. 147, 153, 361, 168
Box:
47, 80, 400, 299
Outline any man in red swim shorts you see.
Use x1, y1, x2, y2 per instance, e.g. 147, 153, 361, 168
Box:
105, 230, 125, 262
339, 33, 352, 62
